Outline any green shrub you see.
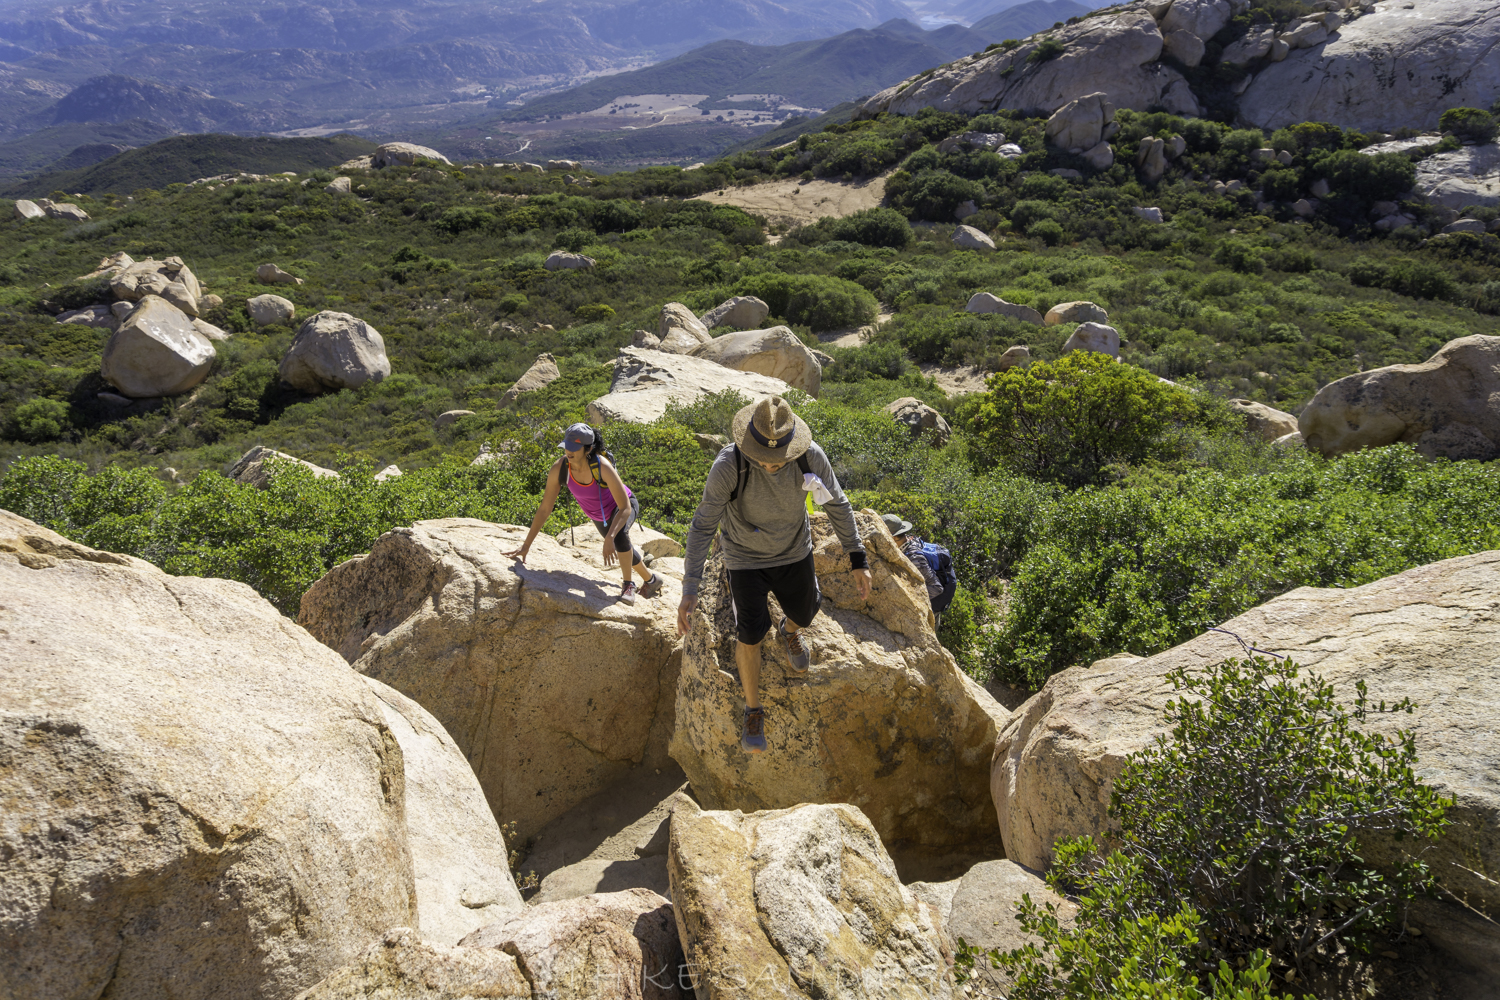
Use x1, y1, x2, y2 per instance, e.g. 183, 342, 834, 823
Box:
823, 207, 914, 249
553, 227, 594, 252
730, 272, 877, 331
969, 353, 1198, 487
1029, 218, 1065, 247
887, 168, 985, 222
12, 398, 70, 442
1028, 37, 1066, 64
1313, 150, 1415, 203
498, 293, 529, 314
574, 303, 616, 321
1439, 107, 1499, 145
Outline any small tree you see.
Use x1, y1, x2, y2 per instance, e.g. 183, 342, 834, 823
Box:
1439, 107, 1498, 145
970, 352, 1196, 487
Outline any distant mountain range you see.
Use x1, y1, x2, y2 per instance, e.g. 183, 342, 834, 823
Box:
972, 1, 1094, 40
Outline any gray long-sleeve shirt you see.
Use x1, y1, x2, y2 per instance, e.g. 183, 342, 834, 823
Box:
682, 441, 864, 597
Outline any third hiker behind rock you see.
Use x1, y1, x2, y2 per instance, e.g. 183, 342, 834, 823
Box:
678, 396, 871, 754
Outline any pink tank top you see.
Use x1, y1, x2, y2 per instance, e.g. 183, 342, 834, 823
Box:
566, 460, 632, 523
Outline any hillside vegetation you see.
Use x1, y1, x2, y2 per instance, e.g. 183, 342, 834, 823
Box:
2, 101, 1497, 690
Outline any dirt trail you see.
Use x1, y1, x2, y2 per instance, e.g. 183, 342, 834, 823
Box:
698, 172, 891, 228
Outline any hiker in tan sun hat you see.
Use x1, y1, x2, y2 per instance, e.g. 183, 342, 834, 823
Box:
679, 395, 870, 754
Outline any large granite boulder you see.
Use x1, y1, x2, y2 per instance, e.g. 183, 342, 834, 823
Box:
297, 519, 683, 845
1044, 300, 1108, 326
229, 445, 341, 489
587, 347, 792, 425
56, 304, 119, 331
657, 302, 713, 353
279, 311, 391, 394
952, 224, 995, 251
295, 929, 529, 999
1239, 0, 1500, 132
1227, 398, 1298, 441
100, 295, 216, 398
884, 396, 952, 446
967, 292, 1043, 324
13, 198, 44, 220
688, 325, 822, 397
248, 293, 295, 326
1159, 0, 1232, 40
700, 295, 770, 331
1298, 335, 1500, 461
863, 9, 1189, 119
1044, 92, 1114, 152
669, 798, 954, 1000
110, 256, 203, 316
544, 251, 595, 271
1061, 321, 1120, 359
257, 263, 304, 286
670, 510, 1009, 855
374, 142, 451, 167
990, 550, 1500, 975
1414, 143, 1500, 210
0, 510, 415, 1000
500, 352, 561, 406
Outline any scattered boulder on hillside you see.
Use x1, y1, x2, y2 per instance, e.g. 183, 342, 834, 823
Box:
669, 798, 955, 999
700, 294, 770, 331
13, 198, 44, 220
434, 409, 474, 430
111, 256, 203, 316
78, 251, 135, 281
991, 549, 1500, 980
279, 310, 391, 394
374, 142, 451, 167
966, 292, 1042, 324
257, 262, 304, 286
1045, 301, 1108, 326
362, 677, 525, 944
587, 348, 791, 425
248, 293, 295, 326
952, 224, 995, 251
657, 302, 713, 353
56, 304, 118, 331
671, 510, 1009, 854
997, 345, 1031, 369
193, 317, 232, 341
544, 250, 595, 271
1133, 205, 1165, 223
936, 130, 1007, 154
687, 325, 822, 396
1044, 92, 1114, 152
547, 159, 581, 171
229, 445, 340, 489
1299, 335, 1500, 460
325, 175, 352, 195
42, 199, 90, 221
1081, 141, 1114, 170
201, 292, 224, 309
100, 294, 215, 398
0, 510, 417, 1000
500, 352, 561, 406
296, 928, 530, 999
1414, 144, 1500, 210
1227, 398, 1298, 441
375, 464, 403, 482
884, 396, 952, 446
1240, 0, 1500, 132
1137, 136, 1168, 183
1062, 321, 1121, 359
631, 329, 662, 350
908, 860, 1078, 995
297, 519, 683, 845
863, 9, 1194, 119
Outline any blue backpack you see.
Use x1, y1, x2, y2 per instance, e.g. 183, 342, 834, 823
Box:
918, 541, 958, 613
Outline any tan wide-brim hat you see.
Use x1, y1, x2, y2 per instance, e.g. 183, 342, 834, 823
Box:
732, 395, 812, 464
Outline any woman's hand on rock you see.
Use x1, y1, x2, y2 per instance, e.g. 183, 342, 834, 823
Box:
504, 544, 529, 564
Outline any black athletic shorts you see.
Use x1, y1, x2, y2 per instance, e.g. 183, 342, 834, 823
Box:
727, 552, 820, 645
591, 494, 642, 563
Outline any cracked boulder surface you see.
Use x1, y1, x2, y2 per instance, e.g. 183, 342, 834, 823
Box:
669, 510, 1010, 862
992, 549, 1500, 977
0, 508, 416, 1000
298, 518, 683, 844
1239, 0, 1500, 132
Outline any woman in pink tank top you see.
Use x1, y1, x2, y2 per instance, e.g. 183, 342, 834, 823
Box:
505, 423, 664, 605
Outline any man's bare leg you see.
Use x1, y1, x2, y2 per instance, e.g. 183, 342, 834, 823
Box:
735, 639, 762, 709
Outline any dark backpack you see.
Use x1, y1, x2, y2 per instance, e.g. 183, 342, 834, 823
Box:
725, 444, 813, 503
557, 450, 609, 489
918, 541, 958, 613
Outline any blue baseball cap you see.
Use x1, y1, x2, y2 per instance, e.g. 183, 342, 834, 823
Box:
559, 423, 594, 452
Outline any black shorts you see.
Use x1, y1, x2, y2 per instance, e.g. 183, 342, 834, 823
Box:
592, 494, 642, 563
727, 552, 820, 646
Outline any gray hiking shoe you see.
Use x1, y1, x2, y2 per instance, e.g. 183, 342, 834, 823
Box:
741, 707, 767, 753
639, 572, 664, 599
619, 581, 638, 605
779, 617, 810, 672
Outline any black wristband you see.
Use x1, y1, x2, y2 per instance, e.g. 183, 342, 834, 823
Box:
848, 551, 868, 570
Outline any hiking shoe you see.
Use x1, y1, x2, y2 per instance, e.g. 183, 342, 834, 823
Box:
639, 573, 664, 599
741, 707, 767, 754
779, 617, 810, 672
619, 581, 639, 605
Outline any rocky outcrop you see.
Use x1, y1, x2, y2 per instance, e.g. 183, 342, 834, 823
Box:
57, 304, 118, 330
1044, 92, 1114, 152
256, 262, 304, 286
545, 251, 595, 271
688, 325, 822, 397
325, 176, 352, 195
374, 142, 451, 167
13, 198, 44, 220
1239, 1, 1500, 132
500, 353, 561, 406
43, 200, 90, 221
952, 224, 995, 251
434, 409, 474, 429
1227, 398, 1298, 441
111, 256, 203, 316
556, 521, 683, 564
864, 9, 1191, 120
671, 510, 1009, 854
296, 929, 529, 999
1298, 335, 1500, 461
1062, 321, 1120, 359
700, 295, 770, 332
298, 519, 683, 845
194, 317, 232, 341
279, 310, 391, 394
884, 397, 952, 446
1414, 144, 1500, 210
100, 294, 216, 398
229, 445, 340, 489
669, 799, 954, 1000
1044, 301, 1108, 326
997, 345, 1031, 369
0, 510, 415, 1000
990, 550, 1500, 975
967, 292, 1042, 324
587, 348, 791, 425
248, 293, 295, 326
657, 302, 713, 353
